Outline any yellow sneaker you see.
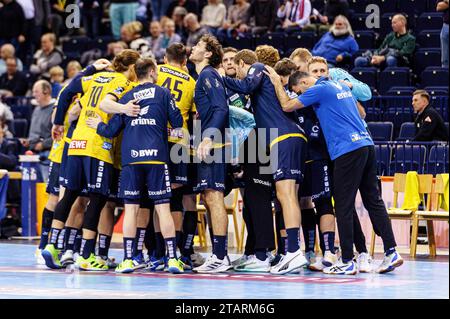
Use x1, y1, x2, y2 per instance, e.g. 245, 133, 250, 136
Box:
76, 253, 108, 271
115, 259, 135, 274
167, 258, 184, 274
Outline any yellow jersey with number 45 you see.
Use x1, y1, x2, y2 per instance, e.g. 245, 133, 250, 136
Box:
157, 64, 196, 145
68, 71, 134, 164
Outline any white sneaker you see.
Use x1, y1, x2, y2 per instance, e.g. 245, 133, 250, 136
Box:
308, 257, 325, 271
192, 255, 232, 273
356, 252, 373, 273
234, 255, 271, 272
270, 249, 308, 275
60, 250, 74, 267
323, 258, 358, 275
322, 251, 338, 267
231, 254, 251, 267
190, 252, 206, 267
35, 248, 45, 265
376, 250, 403, 274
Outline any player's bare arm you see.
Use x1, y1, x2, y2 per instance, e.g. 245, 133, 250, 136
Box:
99, 94, 140, 117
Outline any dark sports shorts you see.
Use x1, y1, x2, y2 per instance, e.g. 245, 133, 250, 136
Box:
108, 167, 122, 203
46, 161, 60, 196
196, 146, 227, 192
64, 155, 113, 196
270, 136, 306, 184
168, 142, 189, 185
299, 159, 333, 200
119, 164, 171, 205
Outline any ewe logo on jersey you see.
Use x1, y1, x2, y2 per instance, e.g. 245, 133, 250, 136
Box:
131, 149, 159, 158
69, 140, 87, 149
133, 88, 155, 101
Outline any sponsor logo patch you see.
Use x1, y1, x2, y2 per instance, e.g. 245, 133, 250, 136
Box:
69, 140, 87, 149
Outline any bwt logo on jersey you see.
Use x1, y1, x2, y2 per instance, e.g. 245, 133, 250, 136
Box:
131, 118, 156, 126
133, 88, 155, 100
69, 140, 87, 149
131, 149, 158, 158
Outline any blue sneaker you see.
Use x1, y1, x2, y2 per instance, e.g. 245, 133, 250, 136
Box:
376, 250, 403, 274
132, 253, 146, 270
323, 259, 358, 275
145, 256, 165, 271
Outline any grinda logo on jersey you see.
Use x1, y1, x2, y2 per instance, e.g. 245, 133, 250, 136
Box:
131, 118, 156, 126
69, 140, 87, 149
133, 88, 155, 100
131, 149, 159, 158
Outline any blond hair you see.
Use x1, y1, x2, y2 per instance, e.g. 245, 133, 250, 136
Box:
289, 48, 312, 63
255, 45, 280, 67
307, 56, 328, 69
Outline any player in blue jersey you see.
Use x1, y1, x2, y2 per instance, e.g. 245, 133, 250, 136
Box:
188, 35, 233, 273
87, 57, 184, 274
265, 67, 403, 275
221, 48, 309, 275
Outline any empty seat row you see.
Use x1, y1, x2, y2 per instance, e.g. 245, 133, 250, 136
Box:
368, 122, 450, 141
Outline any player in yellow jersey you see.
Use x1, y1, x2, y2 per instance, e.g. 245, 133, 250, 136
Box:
41, 50, 141, 271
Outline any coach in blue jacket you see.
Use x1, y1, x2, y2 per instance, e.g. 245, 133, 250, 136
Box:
265, 66, 404, 276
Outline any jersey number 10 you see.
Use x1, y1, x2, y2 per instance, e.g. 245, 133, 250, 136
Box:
161, 78, 183, 102
88, 86, 104, 107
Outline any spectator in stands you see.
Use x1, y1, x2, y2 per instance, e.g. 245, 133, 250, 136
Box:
184, 13, 210, 52
0, 121, 18, 171
166, 0, 199, 18
354, 14, 416, 68
305, 0, 349, 34
120, 21, 154, 58
277, 0, 312, 33
255, 44, 280, 67
172, 6, 189, 40
79, 0, 103, 39
411, 90, 448, 141
437, 0, 449, 67
0, 102, 14, 138
63, 60, 82, 86
109, 0, 139, 39
20, 80, 53, 180
153, 19, 182, 62
201, 0, 227, 33
311, 15, 358, 67
49, 66, 63, 98
0, 0, 26, 48
29, 33, 64, 79
147, 21, 163, 54
151, 0, 172, 20
105, 41, 128, 60
0, 57, 28, 97
219, 0, 250, 37
0, 44, 23, 76
240, 0, 279, 35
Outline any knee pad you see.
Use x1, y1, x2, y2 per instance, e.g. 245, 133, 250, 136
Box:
53, 189, 79, 223
82, 193, 107, 232
170, 187, 184, 212
314, 197, 334, 218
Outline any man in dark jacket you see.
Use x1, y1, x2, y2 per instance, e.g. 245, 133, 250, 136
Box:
412, 90, 448, 141
0, 57, 28, 97
0, 0, 27, 46
240, 0, 280, 34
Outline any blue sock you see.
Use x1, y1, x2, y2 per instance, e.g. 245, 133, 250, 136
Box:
133, 228, 146, 258
123, 237, 134, 260
73, 231, 82, 253
175, 231, 182, 252
39, 229, 50, 249
80, 238, 95, 259
323, 232, 335, 253
213, 235, 226, 260
64, 227, 79, 252
56, 228, 66, 250
155, 232, 165, 258
255, 249, 267, 261
385, 247, 396, 255
98, 234, 112, 258
165, 237, 177, 259
286, 228, 300, 253
48, 228, 60, 246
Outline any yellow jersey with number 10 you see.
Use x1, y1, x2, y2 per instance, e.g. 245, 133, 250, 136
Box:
157, 64, 196, 145
68, 71, 134, 164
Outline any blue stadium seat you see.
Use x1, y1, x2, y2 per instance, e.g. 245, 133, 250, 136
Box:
380, 13, 397, 37
223, 35, 254, 50
4, 96, 33, 107
383, 107, 414, 136
254, 33, 285, 52
397, 122, 416, 141
311, 0, 327, 12
10, 106, 32, 121
417, 30, 441, 49
350, 67, 378, 90
421, 67, 449, 87
397, 0, 429, 16
386, 86, 416, 96
415, 48, 441, 75
374, 144, 392, 176
375, 0, 398, 14
286, 32, 315, 51
429, 95, 449, 119
62, 36, 90, 54
445, 122, 449, 133
390, 145, 427, 174
379, 67, 410, 94
91, 36, 116, 52
348, 0, 368, 14
350, 14, 370, 30
11, 119, 28, 138
425, 86, 449, 95
367, 122, 394, 141
354, 31, 375, 50
416, 13, 444, 33
426, 145, 449, 175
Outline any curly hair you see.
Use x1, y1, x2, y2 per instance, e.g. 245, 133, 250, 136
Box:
200, 34, 223, 68
112, 49, 141, 73
255, 45, 280, 67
